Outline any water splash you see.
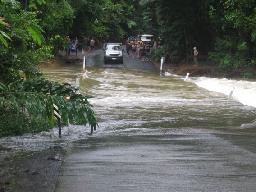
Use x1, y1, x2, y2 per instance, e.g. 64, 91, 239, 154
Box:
184, 73, 190, 81
193, 77, 256, 108
228, 87, 235, 99
0, 125, 92, 153
82, 70, 89, 79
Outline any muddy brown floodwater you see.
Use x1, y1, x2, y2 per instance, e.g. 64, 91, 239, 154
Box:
1, 50, 256, 192
45, 52, 256, 192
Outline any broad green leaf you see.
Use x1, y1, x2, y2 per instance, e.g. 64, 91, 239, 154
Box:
27, 26, 44, 45
0, 82, 8, 91
0, 34, 8, 47
127, 20, 136, 29
0, 31, 11, 40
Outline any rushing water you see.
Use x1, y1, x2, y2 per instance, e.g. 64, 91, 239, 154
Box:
1, 54, 256, 191
41, 61, 256, 136
0, 57, 256, 154
48, 57, 256, 192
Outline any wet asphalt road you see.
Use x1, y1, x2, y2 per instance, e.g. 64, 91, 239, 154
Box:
85, 49, 156, 71
55, 133, 256, 192
54, 50, 256, 192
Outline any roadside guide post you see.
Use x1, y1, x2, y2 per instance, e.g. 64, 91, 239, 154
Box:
160, 56, 165, 76
53, 103, 62, 138
83, 56, 86, 70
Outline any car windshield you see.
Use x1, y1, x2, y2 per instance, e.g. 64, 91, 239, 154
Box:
107, 45, 121, 51
112, 46, 121, 50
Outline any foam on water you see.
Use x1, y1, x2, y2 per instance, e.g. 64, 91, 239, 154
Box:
0, 125, 93, 152
90, 96, 203, 108
193, 77, 256, 108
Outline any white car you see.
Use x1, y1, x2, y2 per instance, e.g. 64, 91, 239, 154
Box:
104, 43, 123, 64
140, 34, 153, 42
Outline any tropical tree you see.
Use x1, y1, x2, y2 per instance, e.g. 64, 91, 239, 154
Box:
69, 0, 137, 41
0, 0, 97, 137
209, 0, 256, 71
0, 0, 50, 82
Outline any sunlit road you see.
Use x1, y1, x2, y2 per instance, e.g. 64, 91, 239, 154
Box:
52, 50, 256, 192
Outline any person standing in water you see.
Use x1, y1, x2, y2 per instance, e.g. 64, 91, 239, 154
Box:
90, 38, 95, 51
193, 46, 198, 65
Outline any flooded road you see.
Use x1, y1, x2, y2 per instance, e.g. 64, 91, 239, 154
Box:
42, 52, 256, 191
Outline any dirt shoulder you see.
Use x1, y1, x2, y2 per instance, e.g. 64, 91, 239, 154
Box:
0, 147, 65, 192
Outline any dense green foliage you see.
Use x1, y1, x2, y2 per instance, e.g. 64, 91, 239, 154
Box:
138, 0, 256, 73
0, 0, 96, 136
0, 0, 49, 82
69, 0, 137, 42
0, 78, 96, 136
1, 0, 253, 72
1, 0, 256, 136
209, 0, 256, 71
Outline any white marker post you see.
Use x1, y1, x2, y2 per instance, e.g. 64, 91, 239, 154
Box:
53, 103, 61, 138
228, 87, 235, 99
83, 56, 86, 71
160, 57, 165, 76
184, 73, 190, 81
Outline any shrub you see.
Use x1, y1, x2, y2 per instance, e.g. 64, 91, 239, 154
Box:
0, 78, 97, 137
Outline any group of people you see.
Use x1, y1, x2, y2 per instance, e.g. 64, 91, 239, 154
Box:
65, 36, 96, 56
126, 39, 156, 58
64, 35, 199, 65
64, 36, 78, 56
126, 39, 199, 65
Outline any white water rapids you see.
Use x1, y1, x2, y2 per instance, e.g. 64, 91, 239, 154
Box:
164, 71, 256, 109
192, 77, 256, 108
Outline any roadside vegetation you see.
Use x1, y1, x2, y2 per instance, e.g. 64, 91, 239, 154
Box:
137, 0, 256, 77
0, 0, 256, 136
0, 0, 97, 137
